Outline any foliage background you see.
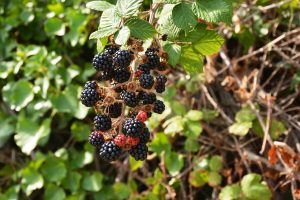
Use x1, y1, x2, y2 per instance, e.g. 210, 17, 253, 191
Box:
0, 0, 300, 199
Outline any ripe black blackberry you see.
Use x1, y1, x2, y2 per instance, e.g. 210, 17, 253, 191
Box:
80, 88, 100, 107
161, 34, 168, 41
84, 81, 97, 89
153, 100, 165, 114
104, 45, 119, 55
155, 84, 165, 93
120, 91, 138, 107
139, 73, 154, 89
129, 143, 148, 161
137, 63, 151, 74
122, 118, 144, 137
94, 114, 112, 131
108, 103, 122, 118
92, 53, 113, 71
113, 68, 131, 83
112, 50, 133, 68
140, 128, 150, 144
145, 48, 159, 56
99, 141, 122, 161
99, 70, 114, 81
147, 54, 160, 68
156, 74, 167, 85
140, 92, 156, 105
89, 131, 105, 147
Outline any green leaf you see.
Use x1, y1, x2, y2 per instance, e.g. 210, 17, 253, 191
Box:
184, 138, 199, 152
165, 151, 184, 176
116, 0, 143, 18
188, 170, 208, 187
0, 118, 14, 148
15, 117, 51, 155
45, 184, 66, 200
97, 37, 108, 53
253, 118, 286, 139
179, 46, 203, 74
163, 42, 181, 66
113, 183, 131, 199
41, 156, 67, 183
219, 184, 242, 200
185, 110, 203, 121
62, 171, 82, 193
71, 121, 90, 142
154, 0, 181, 3
184, 120, 203, 139
208, 171, 222, 186
235, 106, 256, 123
115, 26, 130, 45
172, 3, 198, 31
229, 122, 252, 136
202, 109, 219, 121
241, 173, 272, 200
69, 148, 94, 169
209, 155, 223, 172
82, 172, 103, 192
149, 133, 171, 154
21, 167, 44, 196
100, 8, 121, 29
126, 18, 156, 40
2, 80, 34, 111
192, 0, 233, 24
44, 18, 65, 36
129, 156, 143, 171
163, 116, 184, 134
86, 1, 114, 11
89, 28, 119, 40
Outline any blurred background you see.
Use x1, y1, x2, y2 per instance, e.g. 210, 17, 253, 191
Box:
1, 0, 300, 199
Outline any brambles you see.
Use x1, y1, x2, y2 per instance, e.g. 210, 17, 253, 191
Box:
80, 43, 168, 162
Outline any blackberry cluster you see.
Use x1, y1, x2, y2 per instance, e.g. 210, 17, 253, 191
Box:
80, 44, 168, 162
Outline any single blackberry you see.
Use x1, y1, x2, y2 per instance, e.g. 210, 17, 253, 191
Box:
92, 53, 113, 71
114, 134, 126, 148
139, 73, 154, 89
120, 91, 138, 107
147, 112, 152, 118
145, 48, 159, 56
104, 45, 119, 55
141, 92, 156, 104
80, 88, 100, 107
129, 143, 148, 161
122, 118, 144, 137
94, 114, 112, 131
147, 54, 160, 68
161, 34, 168, 41
136, 111, 148, 122
99, 141, 122, 162
155, 84, 165, 93
137, 63, 151, 74
156, 74, 167, 85
153, 100, 165, 114
99, 70, 114, 81
108, 103, 122, 118
112, 50, 133, 68
113, 68, 131, 83
140, 128, 150, 143
84, 81, 97, 89
89, 131, 105, 147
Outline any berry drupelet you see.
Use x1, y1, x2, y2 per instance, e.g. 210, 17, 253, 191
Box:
137, 63, 151, 74
122, 118, 144, 137
92, 53, 113, 71
94, 114, 112, 131
139, 73, 154, 89
99, 141, 122, 161
89, 131, 105, 147
140, 92, 156, 105
104, 45, 119, 55
113, 68, 131, 83
120, 91, 139, 107
112, 50, 133, 68
153, 100, 165, 114
140, 128, 150, 144
129, 143, 148, 161
108, 102, 122, 118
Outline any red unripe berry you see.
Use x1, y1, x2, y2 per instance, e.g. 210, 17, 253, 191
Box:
127, 136, 140, 146
134, 70, 143, 77
114, 134, 126, 147
136, 111, 148, 122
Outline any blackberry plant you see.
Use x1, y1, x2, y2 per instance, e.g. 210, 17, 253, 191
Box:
82, 0, 227, 162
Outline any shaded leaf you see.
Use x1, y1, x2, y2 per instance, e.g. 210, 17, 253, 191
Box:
219, 184, 242, 200
172, 3, 197, 31
126, 18, 156, 40
163, 42, 181, 66
82, 172, 103, 192
165, 151, 184, 176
